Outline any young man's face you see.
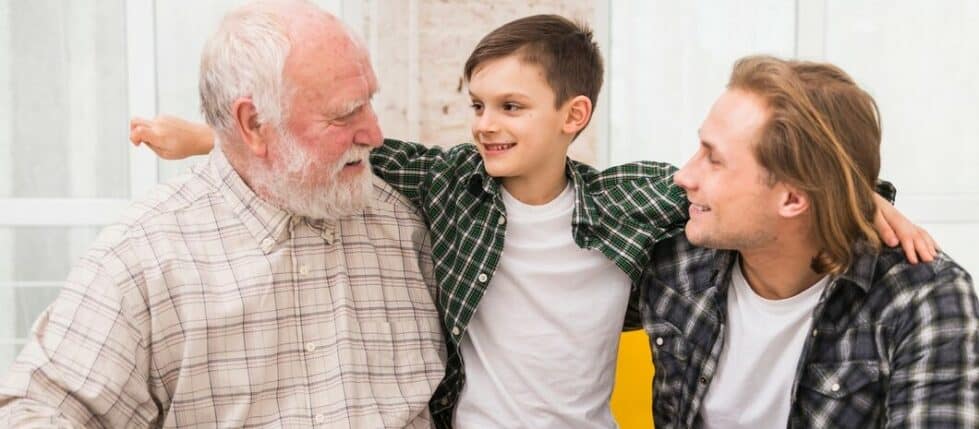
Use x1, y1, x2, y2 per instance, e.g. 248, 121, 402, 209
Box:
673, 89, 783, 250
467, 55, 573, 181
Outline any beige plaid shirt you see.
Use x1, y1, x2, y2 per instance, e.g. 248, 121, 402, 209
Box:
0, 150, 444, 428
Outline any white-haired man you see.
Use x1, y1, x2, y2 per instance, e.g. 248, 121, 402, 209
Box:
0, 1, 443, 427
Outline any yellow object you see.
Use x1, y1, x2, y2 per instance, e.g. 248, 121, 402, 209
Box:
610, 330, 655, 428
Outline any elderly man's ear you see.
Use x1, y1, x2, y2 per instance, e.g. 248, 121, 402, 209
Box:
233, 97, 271, 158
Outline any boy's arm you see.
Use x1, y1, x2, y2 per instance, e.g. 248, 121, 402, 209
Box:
605, 161, 689, 241
128, 115, 449, 213
130, 116, 215, 158
369, 139, 450, 209
872, 180, 938, 264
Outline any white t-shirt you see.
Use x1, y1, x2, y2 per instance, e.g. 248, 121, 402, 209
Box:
701, 259, 829, 429
453, 183, 633, 429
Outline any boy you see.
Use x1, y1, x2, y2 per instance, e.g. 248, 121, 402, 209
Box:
131, 15, 932, 428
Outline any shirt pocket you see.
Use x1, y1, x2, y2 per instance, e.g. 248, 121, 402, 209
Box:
797, 360, 883, 423
647, 321, 691, 422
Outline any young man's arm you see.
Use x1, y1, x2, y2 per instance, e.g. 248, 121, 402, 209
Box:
885, 263, 979, 427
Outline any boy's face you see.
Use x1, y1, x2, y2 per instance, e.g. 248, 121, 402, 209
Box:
468, 55, 574, 182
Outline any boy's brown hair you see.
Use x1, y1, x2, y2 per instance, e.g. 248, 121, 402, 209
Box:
464, 14, 604, 115
729, 55, 882, 274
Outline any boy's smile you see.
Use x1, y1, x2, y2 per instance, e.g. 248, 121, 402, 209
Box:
467, 54, 579, 204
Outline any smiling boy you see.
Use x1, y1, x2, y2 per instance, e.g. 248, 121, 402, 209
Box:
371, 17, 688, 428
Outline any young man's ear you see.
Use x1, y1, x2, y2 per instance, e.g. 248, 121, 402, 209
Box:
562, 95, 593, 136
777, 183, 811, 219
232, 97, 270, 158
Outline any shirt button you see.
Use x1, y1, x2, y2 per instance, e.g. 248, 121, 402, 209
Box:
812, 329, 818, 337
440, 398, 449, 406
477, 273, 488, 283
655, 337, 664, 346
305, 342, 317, 353
831, 383, 841, 392
497, 216, 506, 225
299, 265, 310, 277
314, 413, 326, 424
260, 238, 275, 253
451, 326, 461, 336
699, 376, 708, 385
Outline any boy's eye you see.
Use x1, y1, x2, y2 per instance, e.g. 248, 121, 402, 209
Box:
502, 102, 520, 112
469, 102, 484, 112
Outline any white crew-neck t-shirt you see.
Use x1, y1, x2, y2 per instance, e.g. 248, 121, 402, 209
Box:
701, 259, 829, 429
453, 183, 632, 429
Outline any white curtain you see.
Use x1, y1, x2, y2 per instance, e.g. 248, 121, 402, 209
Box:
0, 0, 128, 372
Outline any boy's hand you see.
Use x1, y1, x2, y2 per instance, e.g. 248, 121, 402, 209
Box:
872, 193, 939, 264
129, 115, 215, 160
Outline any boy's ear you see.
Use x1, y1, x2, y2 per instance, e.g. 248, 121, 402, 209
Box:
562, 95, 593, 135
232, 97, 269, 158
777, 182, 811, 219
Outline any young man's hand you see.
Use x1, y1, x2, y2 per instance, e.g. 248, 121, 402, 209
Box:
872, 193, 939, 264
129, 115, 215, 160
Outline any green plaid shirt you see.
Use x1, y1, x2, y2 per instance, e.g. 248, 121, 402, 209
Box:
370, 138, 688, 428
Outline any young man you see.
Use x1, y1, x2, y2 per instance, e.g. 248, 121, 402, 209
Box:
642, 56, 978, 428
131, 15, 933, 428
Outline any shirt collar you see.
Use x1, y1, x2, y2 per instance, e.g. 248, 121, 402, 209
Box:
462, 148, 502, 200
834, 242, 880, 293
463, 152, 600, 227
705, 243, 879, 295
565, 159, 601, 229
209, 148, 292, 251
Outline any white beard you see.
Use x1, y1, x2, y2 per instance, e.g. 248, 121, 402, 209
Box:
251, 129, 374, 221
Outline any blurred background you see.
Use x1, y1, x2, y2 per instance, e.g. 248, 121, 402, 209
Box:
1, 1, 976, 427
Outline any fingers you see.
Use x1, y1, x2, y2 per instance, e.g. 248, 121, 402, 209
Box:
874, 208, 899, 247
129, 120, 158, 146
901, 233, 919, 264
919, 227, 939, 258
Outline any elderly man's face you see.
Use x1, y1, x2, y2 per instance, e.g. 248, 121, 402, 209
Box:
259, 23, 382, 220
673, 89, 783, 250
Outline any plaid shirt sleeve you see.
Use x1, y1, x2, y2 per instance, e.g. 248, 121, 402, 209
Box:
370, 138, 449, 212
0, 228, 157, 428
585, 161, 689, 331
885, 261, 979, 427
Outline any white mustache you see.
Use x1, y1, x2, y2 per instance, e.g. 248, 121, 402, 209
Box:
339, 146, 372, 165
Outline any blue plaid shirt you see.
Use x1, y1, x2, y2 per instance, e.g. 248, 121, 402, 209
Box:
641, 233, 979, 428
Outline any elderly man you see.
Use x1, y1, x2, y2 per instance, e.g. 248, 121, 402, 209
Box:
0, 1, 443, 427
643, 56, 978, 428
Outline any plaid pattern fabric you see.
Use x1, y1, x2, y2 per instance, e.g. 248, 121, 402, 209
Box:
370, 138, 689, 428
0, 150, 444, 428
642, 234, 979, 428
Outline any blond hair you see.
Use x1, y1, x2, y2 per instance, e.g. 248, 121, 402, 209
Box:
729, 55, 882, 274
